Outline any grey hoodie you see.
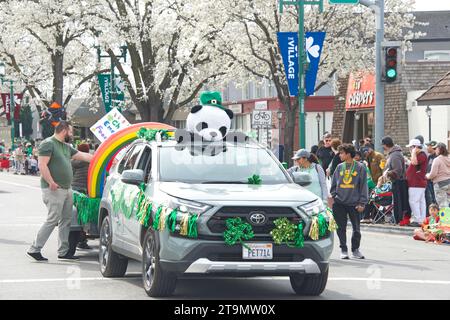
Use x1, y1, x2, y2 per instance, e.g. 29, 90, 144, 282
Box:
386, 145, 406, 180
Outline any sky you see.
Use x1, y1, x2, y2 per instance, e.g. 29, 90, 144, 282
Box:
414, 0, 450, 11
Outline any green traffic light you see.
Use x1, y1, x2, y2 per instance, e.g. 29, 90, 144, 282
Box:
386, 68, 397, 78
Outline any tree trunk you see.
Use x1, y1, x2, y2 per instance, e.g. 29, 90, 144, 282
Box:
51, 50, 64, 106
282, 97, 298, 167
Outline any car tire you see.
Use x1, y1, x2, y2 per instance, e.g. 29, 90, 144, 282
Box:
99, 215, 128, 277
289, 268, 328, 296
142, 229, 177, 297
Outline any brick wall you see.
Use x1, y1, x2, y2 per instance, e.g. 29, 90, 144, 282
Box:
331, 77, 348, 139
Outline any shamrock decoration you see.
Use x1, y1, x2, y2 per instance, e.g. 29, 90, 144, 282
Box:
248, 174, 262, 185
223, 217, 254, 249
270, 217, 304, 248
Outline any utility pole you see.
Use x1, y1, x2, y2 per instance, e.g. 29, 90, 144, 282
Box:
360, 0, 384, 152
279, 0, 324, 149
0, 78, 15, 143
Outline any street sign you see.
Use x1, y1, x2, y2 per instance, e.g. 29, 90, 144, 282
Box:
329, 0, 359, 4
90, 108, 130, 143
252, 110, 272, 128
255, 101, 268, 110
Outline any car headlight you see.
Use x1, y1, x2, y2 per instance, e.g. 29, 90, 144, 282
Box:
168, 196, 212, 214
298, 199, 325, 217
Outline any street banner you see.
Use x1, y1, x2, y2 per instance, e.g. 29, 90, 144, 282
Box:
1, 93, 23, 122
98, 74, 112, 113
90, 108, 131, 143
277, 32, 298, 97
305, 32, 326, 96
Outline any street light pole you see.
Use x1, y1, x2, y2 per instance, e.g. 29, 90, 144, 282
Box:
316, 113, 321, 144
426, 106, 432, 141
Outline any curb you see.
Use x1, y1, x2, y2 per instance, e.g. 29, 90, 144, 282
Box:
358, 224, 415, 236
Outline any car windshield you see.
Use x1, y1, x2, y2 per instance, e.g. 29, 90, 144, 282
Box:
159, 145, 289, 184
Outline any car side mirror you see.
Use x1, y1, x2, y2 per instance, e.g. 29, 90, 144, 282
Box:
292, 171, 312, 187
121, 169, 144, 186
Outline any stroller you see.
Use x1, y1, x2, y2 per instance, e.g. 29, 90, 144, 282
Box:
368, 182, 396, 224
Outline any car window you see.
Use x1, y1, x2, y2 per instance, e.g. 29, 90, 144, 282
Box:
124, 145, 145, 171
117, 146, 135, 174
137, 146, 152, 183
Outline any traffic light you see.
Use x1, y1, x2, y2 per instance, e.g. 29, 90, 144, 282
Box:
385, 47, 398, 83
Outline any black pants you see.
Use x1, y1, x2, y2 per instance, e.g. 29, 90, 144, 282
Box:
425, 180, 436, 214
392, 179, 410, 222
333, 203, 361, 252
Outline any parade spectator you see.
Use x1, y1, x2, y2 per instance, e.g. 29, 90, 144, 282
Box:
71, 143, 92, 251
361, 143, 385, 184
27, 121, 93, 262
14, 145, 24, 175
327, 138, 342, 177
310, 145, 319, 157
330, 143, 368, 259
0, 141, 5, 154
405, 139, 428, 227
382, 136, 410, 225
288, 149, 328, 202
425, 141, 438, 209
317, 133, 334, 173
30, 156, 38, 175
364, 136, 372, 145
426, 143, 450, 209
271, 138, 284, 162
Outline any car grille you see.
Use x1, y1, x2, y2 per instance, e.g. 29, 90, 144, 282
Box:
207, 206, 302, 236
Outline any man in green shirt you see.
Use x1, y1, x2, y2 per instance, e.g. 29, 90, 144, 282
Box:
27, 121, 93, 261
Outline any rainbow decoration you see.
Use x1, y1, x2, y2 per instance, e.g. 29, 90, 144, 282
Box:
87, 122, 175, 198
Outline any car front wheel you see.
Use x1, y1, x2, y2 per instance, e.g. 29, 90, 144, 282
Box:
142, 229, 177, 297
289, 268, 328, 296
99, 215, 128, 277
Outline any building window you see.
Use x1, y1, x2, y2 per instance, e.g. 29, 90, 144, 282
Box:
424, 50, 450, 61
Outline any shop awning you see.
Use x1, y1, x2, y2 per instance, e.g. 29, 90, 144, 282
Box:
416, 71, 450, 106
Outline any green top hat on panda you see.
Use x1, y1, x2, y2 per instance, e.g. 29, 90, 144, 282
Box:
200, 91, 225, 110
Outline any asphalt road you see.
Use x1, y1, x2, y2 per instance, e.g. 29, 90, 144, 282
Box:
1, 172, 449, 300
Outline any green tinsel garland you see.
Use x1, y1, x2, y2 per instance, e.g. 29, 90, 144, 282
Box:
318, 213, 328, 237
73, 191, 101, 225
167, 209, 178, 233
142, 202, 152, 228
187, 214, 199, 238
223, 217, 255, 249
137, 128, 169, 142
152, 205, 163, 230
270, 217, 304, 248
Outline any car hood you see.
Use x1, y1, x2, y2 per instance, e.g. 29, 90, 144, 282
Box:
158, 182, 318, 203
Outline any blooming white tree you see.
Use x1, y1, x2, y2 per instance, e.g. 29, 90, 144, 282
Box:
213, 0, 423, 162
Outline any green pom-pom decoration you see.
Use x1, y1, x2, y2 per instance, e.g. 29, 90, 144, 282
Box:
270, 217, 304, 248
318, 213, 328, 237
248, 174, 262, 185
187, 214, 199, 238
152, 205, 162, 230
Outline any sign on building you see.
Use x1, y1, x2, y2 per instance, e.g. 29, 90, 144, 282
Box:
345, 72, 376, 110
252, 110, 272, 128
255, 101, 268, 110
90, 108, 130, 143
228, 104, 243, 114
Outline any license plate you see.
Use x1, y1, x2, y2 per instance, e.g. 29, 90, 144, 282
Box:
242, 243, 273, 260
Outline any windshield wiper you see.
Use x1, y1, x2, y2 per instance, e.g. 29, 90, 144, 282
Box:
201, 181, 246, 184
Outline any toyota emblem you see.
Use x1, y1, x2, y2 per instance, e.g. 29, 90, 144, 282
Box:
249, 212, 266, 225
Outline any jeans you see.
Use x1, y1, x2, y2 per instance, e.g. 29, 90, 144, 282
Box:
425, 181, 436, 211
434, 183, 450, 209
392, 179, 410, 222
28, 188, 73, 256
332, 202, 361, 252
408, 187, 426, 223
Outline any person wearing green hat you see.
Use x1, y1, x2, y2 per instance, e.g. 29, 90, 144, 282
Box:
425, 141, 438, 208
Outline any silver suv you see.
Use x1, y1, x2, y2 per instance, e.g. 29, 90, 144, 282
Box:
98, 138, 333, 297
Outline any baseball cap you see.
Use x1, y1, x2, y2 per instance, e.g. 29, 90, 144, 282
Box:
425, 141, 437, 147
406, 139, 422, 148
381, 136, 394, 146
433, 142, 446, 150
292, 149, 310, 160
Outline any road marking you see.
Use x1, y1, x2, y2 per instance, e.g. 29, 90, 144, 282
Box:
0, 224, 42, 227
0, 277, 113, 284
328, 277, 450, 285
0, 179, 41, 190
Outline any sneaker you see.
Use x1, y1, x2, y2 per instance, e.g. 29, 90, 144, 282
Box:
409, 222, 420, 227
352, 249, 365, 259
340, 250, 349, 259
27, 252, 48, 262
58, 253, 80, 260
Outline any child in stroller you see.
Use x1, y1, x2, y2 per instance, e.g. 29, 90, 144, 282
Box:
361, 173, 395, 224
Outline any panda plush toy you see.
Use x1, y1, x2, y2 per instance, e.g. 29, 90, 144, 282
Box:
186, 91, 233, 142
